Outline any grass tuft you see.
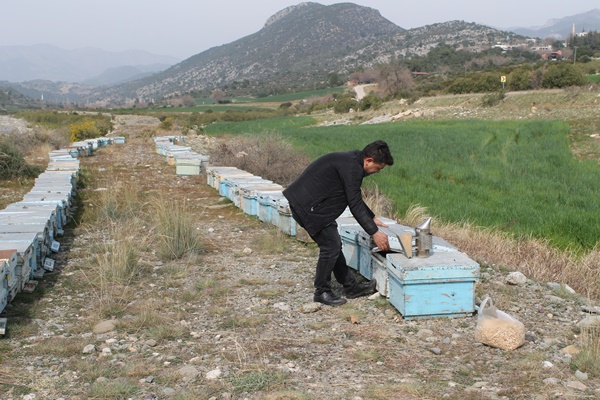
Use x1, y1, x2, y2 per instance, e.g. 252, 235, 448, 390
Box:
153, 196, 203, 260
230, 369, 288, 393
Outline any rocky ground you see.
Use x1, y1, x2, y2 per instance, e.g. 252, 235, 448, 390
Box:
0, 116, 31, 135
1, 113, 600, 400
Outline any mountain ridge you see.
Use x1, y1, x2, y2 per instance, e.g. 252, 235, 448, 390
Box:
0, 44, 180, 83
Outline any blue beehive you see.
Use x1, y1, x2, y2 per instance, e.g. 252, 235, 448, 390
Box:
241, 185, 283, 216
339, 225, 363, 271
0, 250, 18, 302
1, 258, 9, 316
386, 251, 479, 319
274, 198, 296, 236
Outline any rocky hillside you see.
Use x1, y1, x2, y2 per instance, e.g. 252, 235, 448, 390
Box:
95, 3, 518, 104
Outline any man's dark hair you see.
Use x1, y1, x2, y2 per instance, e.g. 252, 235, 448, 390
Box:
362, 140, 394, 165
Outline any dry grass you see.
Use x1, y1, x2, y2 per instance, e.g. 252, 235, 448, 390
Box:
398, 204, 600, 299
210, 132, 309, 186
152, 196, 204, 260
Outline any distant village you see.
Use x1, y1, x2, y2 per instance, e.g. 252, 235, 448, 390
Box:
493, 24, 597, 61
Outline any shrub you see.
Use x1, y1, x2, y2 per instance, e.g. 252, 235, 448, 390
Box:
359, 94, 383, 111
542, 63, 587, 88
69, 120, 101, 142
0, 140, 42, 179
481, 91, 506, 107
333, 98, 358, 114
210, 132, 309, 186
159, 117, 173, 130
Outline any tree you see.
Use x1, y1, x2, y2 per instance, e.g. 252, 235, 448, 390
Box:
210, 89, 225, 103
376, 63, 415, 97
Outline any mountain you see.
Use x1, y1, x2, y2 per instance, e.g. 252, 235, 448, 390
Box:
95, 2, 518, 104
508, 9, 600, 39
0, 44, 180, 83
83, 64, 171, 87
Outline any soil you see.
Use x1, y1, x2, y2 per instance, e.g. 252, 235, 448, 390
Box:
1, 112, 600, 400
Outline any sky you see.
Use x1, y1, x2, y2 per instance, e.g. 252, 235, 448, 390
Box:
1, 0, 599, 60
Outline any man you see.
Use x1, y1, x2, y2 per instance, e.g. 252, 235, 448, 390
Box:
283, 140, 394, 306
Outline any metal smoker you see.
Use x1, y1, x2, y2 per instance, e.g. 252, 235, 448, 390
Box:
414, 217, 433, 257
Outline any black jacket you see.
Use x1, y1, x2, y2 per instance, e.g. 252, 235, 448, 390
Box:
283, 150, 377, 236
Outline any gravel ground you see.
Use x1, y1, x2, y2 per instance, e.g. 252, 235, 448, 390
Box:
1, 114, 600, 400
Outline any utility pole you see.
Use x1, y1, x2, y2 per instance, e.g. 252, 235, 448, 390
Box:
573, 46, 578, 64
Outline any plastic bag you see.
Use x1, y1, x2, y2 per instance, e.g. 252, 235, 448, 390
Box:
474, 296, 525, 351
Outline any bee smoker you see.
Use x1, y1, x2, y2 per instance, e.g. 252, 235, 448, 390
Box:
414, 217, 433, 257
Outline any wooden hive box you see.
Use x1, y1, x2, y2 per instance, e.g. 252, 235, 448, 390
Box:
386, 251, 479, 319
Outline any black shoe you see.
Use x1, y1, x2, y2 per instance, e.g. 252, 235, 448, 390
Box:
344, 280, 377, 299
314, 291, 347, 306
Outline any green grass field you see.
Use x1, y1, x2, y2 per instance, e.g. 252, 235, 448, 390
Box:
205, 117, 600, 252
587, 74, 600, 83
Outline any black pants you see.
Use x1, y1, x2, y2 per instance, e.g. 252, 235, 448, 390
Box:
290, 207, 356, 294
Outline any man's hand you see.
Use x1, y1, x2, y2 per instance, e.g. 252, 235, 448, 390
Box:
374, 217, 388, 228
372, 230, 390, 251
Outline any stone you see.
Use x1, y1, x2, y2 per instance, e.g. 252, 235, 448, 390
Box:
178, 365, 200, 380
546, 282, 561, 290
93, 320, 116, 334
242, 247, 252, 254
300, 303, 322, 313
581, 305, 600, 314
577, 315, 600, 330
163, 388, 176, 395
100, 347, 112, 356
565, 380, 587, 391
145, 339, 158, 347
560, 345, 580, 355
429, 347, 441, 355
543, 377, 560, 385
542, 361, 554, 368
273, 302, 291, 311
506, 271, 527, 285
206, 368, 222, 380
82, 344, 96, 354
575, 370, 588, 381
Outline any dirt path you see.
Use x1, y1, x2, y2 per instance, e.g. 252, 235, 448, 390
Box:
353, 84, 376, 101
1, 116, 599, 399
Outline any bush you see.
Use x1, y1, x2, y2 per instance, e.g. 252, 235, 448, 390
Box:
69, 120, 101, 142
359, 94, 383, 111
210, 132, 309, 186
333, 98, 358, 114
0, 140, 42, 179
542, 63, 587, 88
481, 91, 506, 107
159, 117, 173, 130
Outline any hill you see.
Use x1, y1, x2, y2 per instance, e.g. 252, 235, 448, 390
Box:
509, 8, 600, 39
94, 3, 519, 105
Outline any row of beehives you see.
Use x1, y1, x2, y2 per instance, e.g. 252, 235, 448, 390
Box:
204, 165, 480, 319
152, 136, 300, 237
153, 136, 210, 176
151, 137, 479, 319
0, 136, 125, 334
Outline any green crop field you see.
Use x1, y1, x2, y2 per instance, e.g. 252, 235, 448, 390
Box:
206, 117, 600, 252
587, 74, 600, 83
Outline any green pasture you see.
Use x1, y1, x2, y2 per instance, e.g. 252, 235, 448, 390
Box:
235, 87, 346, 103
206, 117, 600, 251
587, 74, 600, 83
204, 116, 316, 135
